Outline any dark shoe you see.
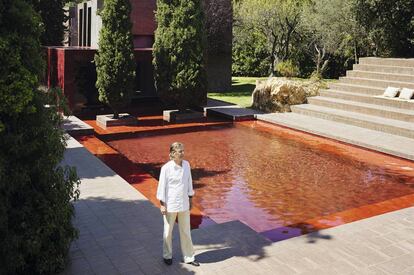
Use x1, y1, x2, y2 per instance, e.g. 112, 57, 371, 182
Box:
163, 258, 172, 265
187, 260, 200, 267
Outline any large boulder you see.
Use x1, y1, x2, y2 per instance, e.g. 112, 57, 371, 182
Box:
252, 78, 321, 113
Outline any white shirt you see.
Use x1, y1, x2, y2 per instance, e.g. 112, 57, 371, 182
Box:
156, 160, 195, 212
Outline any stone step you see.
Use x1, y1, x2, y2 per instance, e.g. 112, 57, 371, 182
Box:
255, 112, 414, 161
359, 57, 414, 67
308, 96, 414, 122
353, 64, 414, 75
291, 104, 414, 138
347, 70, 414, 83
62, 116, 95, 136
319, 89, 414, 110
339, 77, 414, 90
328, 83, 384, 95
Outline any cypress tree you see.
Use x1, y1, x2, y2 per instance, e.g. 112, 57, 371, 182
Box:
0, 0, 80, 273
94, 0, 136, 119
31, 0, 67, 46
153, 0, 207, 111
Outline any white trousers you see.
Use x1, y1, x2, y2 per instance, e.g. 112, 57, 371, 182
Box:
163, 210, 195, 263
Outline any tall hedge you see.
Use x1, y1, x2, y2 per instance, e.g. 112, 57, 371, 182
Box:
31, 0, 67, 46
94, 0, 136, 119
0, 1, 80, 274
153, 0, 207, 110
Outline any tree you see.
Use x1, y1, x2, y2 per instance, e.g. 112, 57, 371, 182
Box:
302, 0, 366, 78
31, 0, 67, 46
235, 0, 305, 75
153, 0, 207, 111
94, 0, 136, 119
0, 0, 80, 274
232, 29, 269, 76
355, 0, 414, 57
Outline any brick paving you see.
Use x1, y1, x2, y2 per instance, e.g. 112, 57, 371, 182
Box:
61, 136, 414, 275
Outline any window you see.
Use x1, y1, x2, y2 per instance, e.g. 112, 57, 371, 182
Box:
83, 3, 87, 46
78, 9, 83, 46
87, 7, 92, 46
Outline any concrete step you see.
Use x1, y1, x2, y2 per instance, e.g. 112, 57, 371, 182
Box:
328, 83, 384, 95
359, 57, 414, 67
339, 77, 414, 90
308, 96, 414, 122
319, 89, 414, 110
353, 64, 414, 75
255, 112, 414, 161
291, 104, 414, 138
347, 70, 414, 83
62, 116, 95, 136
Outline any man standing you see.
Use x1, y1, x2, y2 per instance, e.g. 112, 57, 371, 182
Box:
156, 142, 200, 266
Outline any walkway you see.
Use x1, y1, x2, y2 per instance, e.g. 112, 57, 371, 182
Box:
61, 135, 414, 275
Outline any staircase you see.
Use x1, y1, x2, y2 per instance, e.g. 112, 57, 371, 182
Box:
256, 57, 414, 160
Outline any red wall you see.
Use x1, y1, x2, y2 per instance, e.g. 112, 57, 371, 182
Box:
45, 47, 155, 112
130, 0, 156, 36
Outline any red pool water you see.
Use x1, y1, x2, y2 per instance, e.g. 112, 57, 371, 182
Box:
105, 121, 414, 239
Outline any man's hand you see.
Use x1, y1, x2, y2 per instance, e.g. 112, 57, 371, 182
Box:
160, 205, 167, 215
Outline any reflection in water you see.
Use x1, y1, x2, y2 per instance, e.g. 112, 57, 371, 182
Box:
108, 122, 414, 234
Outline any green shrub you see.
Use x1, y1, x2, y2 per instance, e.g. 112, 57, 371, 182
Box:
0, 1, 80, 274
153, 0, 207, 110
355, 0, 414, 57
31, 0, 67, 46
95, 0, 136, 119
232, 31, 269, 77
276, 60, 300, 78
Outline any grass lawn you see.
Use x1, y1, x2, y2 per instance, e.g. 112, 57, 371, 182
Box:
208, 77, 267, 108
208, 76, 337, 108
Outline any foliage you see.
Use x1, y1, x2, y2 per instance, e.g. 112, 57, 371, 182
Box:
31, 0, 67, 46
45, 86, 72, 116
0, 0, 44, 119
0, 92, 80, 275
94, 0, 136, 119
355, 0, 414, 57
232, 0, 414, 79
234, 0, 305, 75
276, 60, 300, 78
232, 30, 269, 76
0, 1, 80, 274
301, 0, 367, 76
153, 0, 208, 110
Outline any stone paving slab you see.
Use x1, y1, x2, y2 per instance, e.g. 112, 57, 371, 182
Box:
203, 98, 263, 121
62, 115, 95, 136
257, 112, 414, 161
61, 135, 414, 274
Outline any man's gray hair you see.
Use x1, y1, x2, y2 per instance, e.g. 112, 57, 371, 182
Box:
169, 142, 184, 159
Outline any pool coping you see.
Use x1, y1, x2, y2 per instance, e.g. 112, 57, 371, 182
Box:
74, 118, 414, 243
63, 134, 414, 274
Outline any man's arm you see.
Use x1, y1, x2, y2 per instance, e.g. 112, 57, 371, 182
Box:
160, 200, 166, 215
188, 162, 195, 210
157, 166, 167, 215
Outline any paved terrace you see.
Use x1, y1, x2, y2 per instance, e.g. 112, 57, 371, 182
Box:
61, 132, 414, 275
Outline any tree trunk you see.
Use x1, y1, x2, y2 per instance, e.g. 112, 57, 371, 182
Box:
113, 109, 119, 119
270, 32, 278, 76
354, 40, 358, 64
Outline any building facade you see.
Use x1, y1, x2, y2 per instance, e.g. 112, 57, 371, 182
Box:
46, 0, 232, 111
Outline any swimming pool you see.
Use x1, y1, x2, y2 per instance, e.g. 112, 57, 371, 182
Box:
102, 120, 414, 240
